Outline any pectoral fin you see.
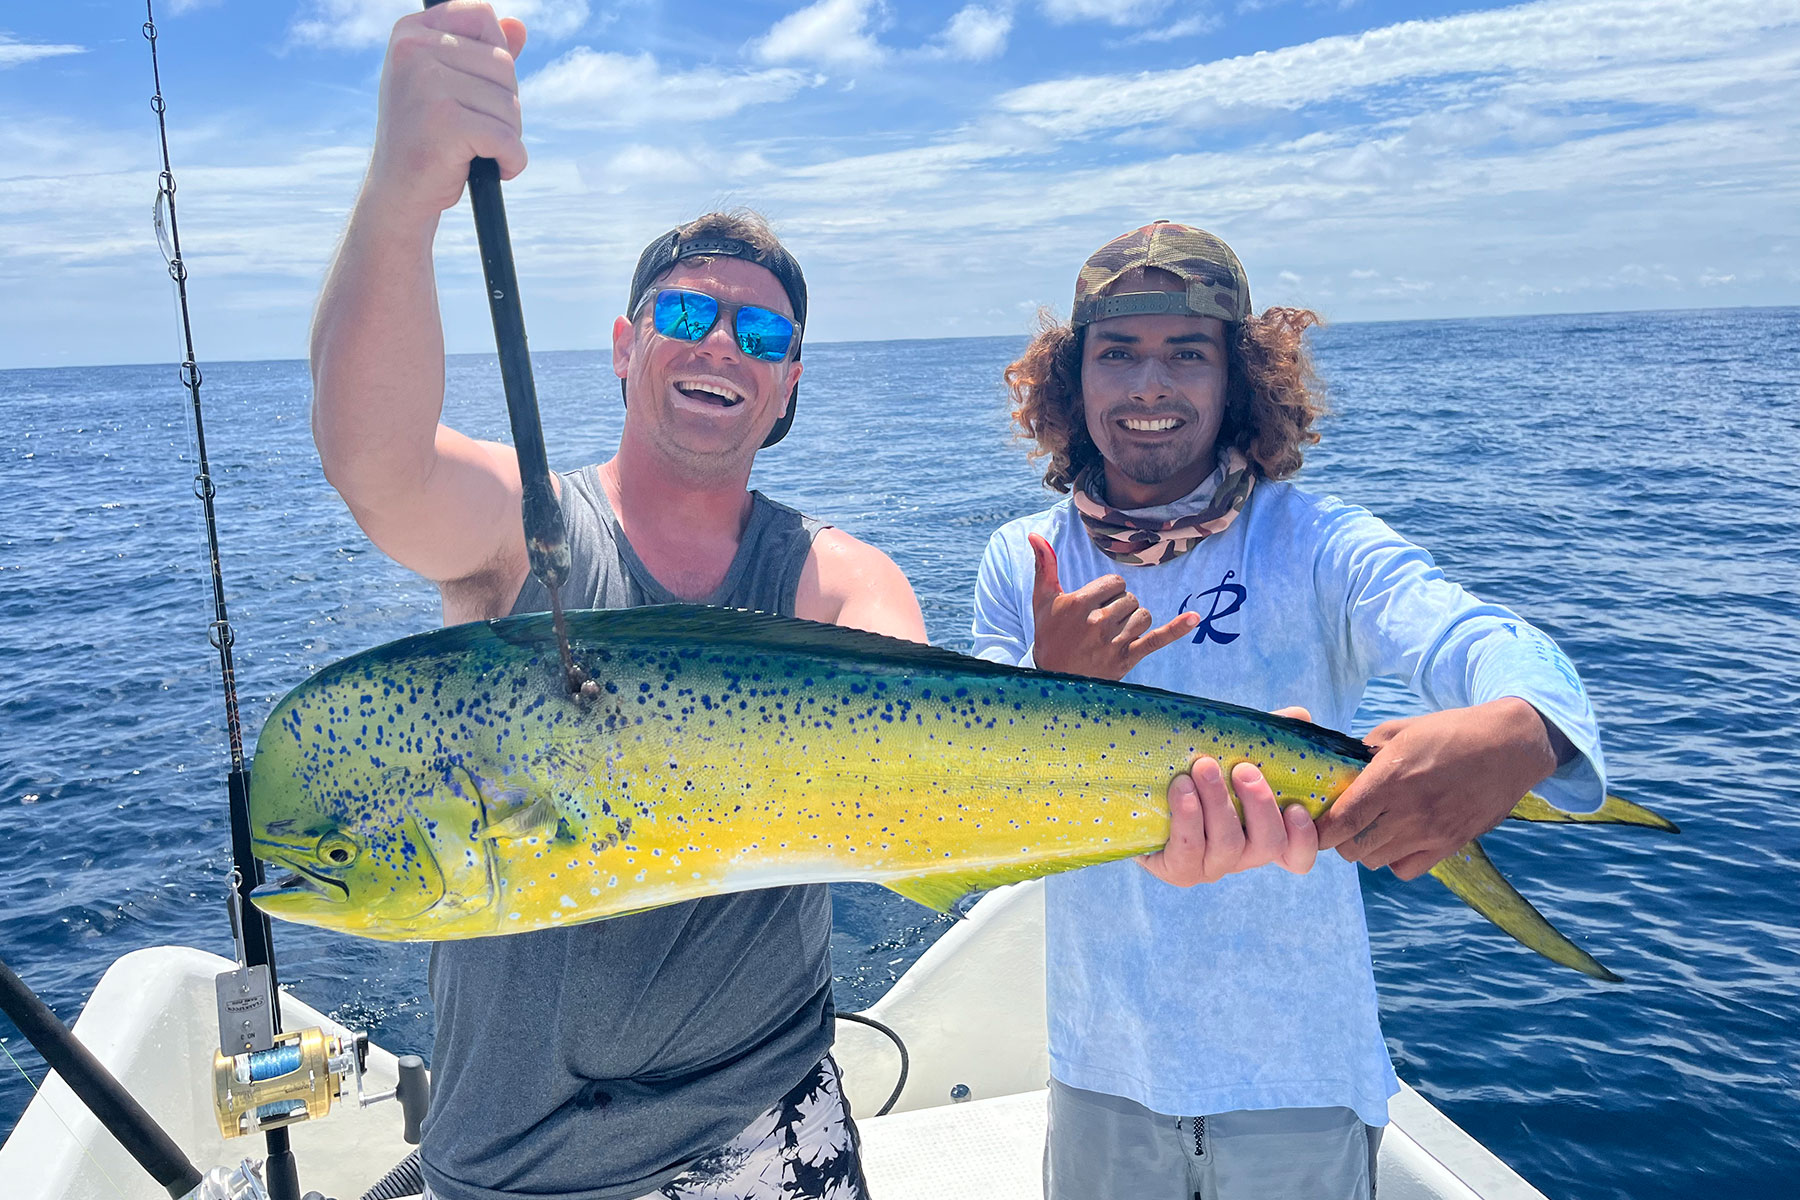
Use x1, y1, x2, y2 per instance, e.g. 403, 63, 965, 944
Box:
1508, 791, 1679, 833
478, 797, 561, 843
1429, 840, 1620, 982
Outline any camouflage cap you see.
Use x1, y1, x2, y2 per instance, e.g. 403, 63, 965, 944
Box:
1070, 220, 1251, 329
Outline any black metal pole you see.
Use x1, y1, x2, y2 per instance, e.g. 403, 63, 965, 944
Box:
422, 0, 578, 689
467, 154, 568, 593
0, 957, 202, 1198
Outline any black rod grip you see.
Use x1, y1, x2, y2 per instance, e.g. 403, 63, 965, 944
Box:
265, 1130, 300, 1200
228, 766, 280, 984
0, 956, 202, 1198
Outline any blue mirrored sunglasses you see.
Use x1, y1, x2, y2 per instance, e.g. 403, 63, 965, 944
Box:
647, 289, 797, 362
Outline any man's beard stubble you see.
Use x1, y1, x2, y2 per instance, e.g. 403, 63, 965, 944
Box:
1093, 400, 1213, 491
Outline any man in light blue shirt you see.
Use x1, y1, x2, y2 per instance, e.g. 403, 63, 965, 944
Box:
971, 222, 1602, 1199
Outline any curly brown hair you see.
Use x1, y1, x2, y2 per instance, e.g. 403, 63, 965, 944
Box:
1006, 306, 1328, 493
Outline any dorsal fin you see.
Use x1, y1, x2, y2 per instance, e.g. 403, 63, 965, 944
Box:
497, 604, 1376, 761
508, 603, 1009, 674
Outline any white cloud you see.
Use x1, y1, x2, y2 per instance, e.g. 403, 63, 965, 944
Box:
1041, 0, 1171, 25
0, 33, 85, 68
291, 0, 590, 51
932, 5, 1014, 61
781, 138, 1021, 196
598, 144, 710, 186
751, 0, 888, 68
5, 0, 1798, 365
1001, 0, 1785, 137
574, 143, 776, 193
522, 48, 819, 127
1114, 12, 1222, 44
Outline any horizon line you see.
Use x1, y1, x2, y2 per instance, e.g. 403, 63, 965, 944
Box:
2, 302, 1793, 374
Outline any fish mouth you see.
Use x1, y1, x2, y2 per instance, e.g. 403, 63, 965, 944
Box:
252, 859, 350, 906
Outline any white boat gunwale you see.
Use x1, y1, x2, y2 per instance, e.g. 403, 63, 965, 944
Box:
1, 881, 1547, 1200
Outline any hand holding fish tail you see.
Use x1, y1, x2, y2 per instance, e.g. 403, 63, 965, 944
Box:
1315, 697, 1562, 880
1028, 534, 1198, 679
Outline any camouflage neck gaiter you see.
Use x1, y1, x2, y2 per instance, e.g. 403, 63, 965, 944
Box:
1070, 448, 1255, 567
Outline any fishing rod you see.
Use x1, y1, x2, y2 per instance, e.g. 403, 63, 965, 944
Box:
420, 0, 581, 694
0, 956, 203, 1197
145, 4, 433, 1193
142, 5, 303, 1198
23, 5, 564, 1193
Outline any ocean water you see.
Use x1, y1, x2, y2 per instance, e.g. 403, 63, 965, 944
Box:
2, 308, 1797, 1199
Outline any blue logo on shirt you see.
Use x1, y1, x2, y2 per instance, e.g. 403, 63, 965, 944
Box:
1179, 571, 1246, 645
1503, 621, 1583, 694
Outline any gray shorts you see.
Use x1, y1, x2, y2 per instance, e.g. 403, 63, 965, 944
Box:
1044, 1078, 1383, 1200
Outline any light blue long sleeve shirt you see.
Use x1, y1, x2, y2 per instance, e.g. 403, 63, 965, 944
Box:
971, 479, 1605, 1124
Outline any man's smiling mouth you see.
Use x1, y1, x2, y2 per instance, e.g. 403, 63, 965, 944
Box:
1120, 417, 1183, 432
675, 378, 745, 407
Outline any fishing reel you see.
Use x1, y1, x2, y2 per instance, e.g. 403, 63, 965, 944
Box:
211, 1023, 432, 1141
210, 1026, 360, 1138
211, 964, 430, 1142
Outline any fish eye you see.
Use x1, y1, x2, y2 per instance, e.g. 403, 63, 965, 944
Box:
317, 833, 360, 867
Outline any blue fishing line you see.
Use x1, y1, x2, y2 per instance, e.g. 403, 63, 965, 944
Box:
246, 1044, 303, 1081
254, 1100, 307, 1123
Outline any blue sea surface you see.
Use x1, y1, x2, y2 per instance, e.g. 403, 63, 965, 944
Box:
2, 309, 1797, 1198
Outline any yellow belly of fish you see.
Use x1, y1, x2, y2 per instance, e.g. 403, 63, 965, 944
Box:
482, 714, 1362, 935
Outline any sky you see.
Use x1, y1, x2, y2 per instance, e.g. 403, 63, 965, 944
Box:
0, 0, 1795, 368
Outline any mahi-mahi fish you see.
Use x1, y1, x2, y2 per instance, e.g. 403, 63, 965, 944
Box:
248, 606, 1675, 979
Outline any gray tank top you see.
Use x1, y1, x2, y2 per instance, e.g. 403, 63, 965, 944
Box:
422, 468, 836, 1200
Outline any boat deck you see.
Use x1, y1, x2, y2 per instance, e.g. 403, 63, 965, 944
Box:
1, 883, 1545, 1200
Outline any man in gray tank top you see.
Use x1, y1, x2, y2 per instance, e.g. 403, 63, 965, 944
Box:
309, 8, 926, 1197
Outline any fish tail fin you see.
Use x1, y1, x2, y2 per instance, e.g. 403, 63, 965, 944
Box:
1429, 840, 1620, 982
1508, 791, 1680, 834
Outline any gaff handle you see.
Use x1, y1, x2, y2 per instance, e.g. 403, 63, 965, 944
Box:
465, 156, 570, 594
423, 0, 569, 596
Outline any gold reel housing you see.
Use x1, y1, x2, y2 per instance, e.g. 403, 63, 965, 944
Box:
210, 1026, 358, 1139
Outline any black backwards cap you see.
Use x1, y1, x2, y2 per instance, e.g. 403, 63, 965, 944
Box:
624, 227, 809, 448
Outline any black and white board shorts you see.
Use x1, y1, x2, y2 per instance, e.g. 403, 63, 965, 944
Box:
657, 1056, 866, 1200
425, 1056, 866, 1200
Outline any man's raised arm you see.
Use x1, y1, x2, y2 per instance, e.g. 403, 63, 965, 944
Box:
310, 2, 532, 602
